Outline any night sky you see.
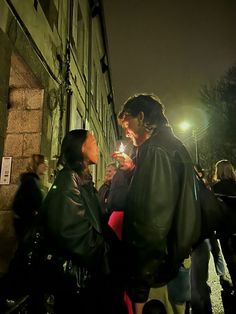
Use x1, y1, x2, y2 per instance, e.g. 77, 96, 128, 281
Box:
103, 0, 236, 128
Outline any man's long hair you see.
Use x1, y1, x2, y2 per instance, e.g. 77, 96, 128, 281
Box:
118, 94, 168, 131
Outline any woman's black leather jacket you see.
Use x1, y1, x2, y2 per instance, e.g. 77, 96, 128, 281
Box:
42, 168, 108, 272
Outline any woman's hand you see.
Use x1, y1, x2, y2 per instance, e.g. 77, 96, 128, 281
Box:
112, 152, 135, 171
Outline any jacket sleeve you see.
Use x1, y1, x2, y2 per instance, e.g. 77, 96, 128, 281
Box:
123, 144, 179, 258
44, 172, 105, 267
107, 168, 134, 212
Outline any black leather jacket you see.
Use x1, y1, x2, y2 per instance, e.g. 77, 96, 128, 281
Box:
213, 179, 236, 196
123, 126, 202, 286
98, 181, 111, 214
42, 168, 108, 272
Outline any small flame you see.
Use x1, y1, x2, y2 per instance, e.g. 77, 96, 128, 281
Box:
119, 142, 125, 153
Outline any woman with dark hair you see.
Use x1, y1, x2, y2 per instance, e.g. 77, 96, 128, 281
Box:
42, 129, 126, 314
12, 154, 48, 240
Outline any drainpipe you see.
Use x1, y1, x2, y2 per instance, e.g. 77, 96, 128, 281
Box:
97, 0, 120, 139
86, 2, 93, 125
65, 0, 73, 133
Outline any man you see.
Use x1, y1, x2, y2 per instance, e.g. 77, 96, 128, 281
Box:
112, 94, 201, 313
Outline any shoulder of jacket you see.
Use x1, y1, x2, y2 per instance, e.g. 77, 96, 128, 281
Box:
141, 139, 169, 155
21, 171, 37, 178
20, 172, 40, 183
150, 130, 188, 152
55, 168, 82, 188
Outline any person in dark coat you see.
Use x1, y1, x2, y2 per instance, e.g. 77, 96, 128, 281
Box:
12, 154, 47, 240
1, 154, 48, 313
112, 94, 202, 314
190, 164, 231, 314
212, 159, 236, 290
42, 129, 127, 314
98, 162, 117, 214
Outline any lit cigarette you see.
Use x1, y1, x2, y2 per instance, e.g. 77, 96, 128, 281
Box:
119, 142, 125, 153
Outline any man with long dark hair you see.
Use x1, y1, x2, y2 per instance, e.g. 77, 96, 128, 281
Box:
113, 94, 201, 314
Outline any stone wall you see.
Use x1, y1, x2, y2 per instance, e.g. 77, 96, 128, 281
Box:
0, 87, 44, 212
0, 0, 119, 275
0, 211, 16, 276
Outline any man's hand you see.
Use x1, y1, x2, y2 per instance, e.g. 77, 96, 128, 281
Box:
112, 152, 135, 171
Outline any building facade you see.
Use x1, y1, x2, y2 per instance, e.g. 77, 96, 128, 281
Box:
0, 0, 119, 273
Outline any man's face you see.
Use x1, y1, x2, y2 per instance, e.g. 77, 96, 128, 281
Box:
120, 113, 147, 146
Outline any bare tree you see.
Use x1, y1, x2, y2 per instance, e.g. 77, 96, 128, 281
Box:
199, 64, 236, 170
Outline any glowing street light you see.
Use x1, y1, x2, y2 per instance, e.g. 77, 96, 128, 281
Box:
179, 121, 191, 131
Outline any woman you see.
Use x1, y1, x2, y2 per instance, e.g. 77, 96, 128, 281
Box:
12, 154, 47, 240
212, 160, 236, 196
42, 129, 127, 314
212, 159, 236, 290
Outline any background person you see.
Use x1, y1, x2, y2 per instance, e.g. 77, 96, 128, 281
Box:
0, 154, 48, 313
212, 159, 236, 290
12, 154, 48, 240
98, 162, 118, 214
190, 164, 232, 314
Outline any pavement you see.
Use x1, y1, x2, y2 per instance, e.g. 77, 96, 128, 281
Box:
208, 254, 228, 314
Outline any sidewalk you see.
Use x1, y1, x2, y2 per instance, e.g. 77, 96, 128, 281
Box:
208, 254, 226, 314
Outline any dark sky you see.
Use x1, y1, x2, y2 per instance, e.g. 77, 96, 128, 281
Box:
103, 0, 236, 126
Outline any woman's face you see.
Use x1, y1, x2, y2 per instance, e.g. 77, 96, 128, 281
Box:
36, 161, 48, 176
82, 132, 99, 164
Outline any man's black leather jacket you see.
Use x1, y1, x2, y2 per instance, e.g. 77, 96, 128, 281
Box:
123, 125, 202, 286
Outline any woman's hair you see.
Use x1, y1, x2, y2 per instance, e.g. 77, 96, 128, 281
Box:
57, 129, 89, 173
26, 154, 45, 173
213, 159, 236, 182
118, 94, 168, 131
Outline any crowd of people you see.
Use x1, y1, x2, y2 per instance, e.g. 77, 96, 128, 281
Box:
0, 93, 236, 314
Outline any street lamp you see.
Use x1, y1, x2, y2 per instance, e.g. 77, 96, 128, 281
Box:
179, 121, 191, 131
179, 121, 199, 164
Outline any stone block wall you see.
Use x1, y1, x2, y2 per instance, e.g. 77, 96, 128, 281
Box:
0, 87, 43, 274
0, 87, 44, 211
0, 211, 16, 276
